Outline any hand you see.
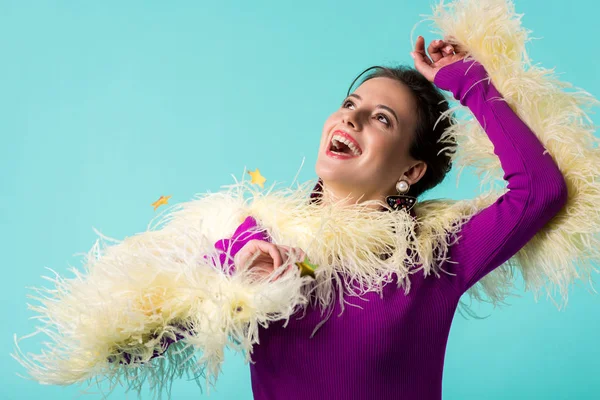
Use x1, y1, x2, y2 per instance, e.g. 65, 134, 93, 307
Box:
234, 239, 305, 279
410, 36, 466, 83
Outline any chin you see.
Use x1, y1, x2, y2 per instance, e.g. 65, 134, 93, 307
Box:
315, 157, 337, 182
315, 164, 352, 188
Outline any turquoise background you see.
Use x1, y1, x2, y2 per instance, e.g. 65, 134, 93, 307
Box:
1, 0, 598, 399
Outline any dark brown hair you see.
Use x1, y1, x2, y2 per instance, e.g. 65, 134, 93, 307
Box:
347, 65, 456, 198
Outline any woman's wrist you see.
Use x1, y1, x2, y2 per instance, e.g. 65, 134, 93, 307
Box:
433, 59, 490, 104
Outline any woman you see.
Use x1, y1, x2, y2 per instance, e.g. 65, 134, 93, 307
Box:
15, 1, 597, 398
224, 36, 567, 400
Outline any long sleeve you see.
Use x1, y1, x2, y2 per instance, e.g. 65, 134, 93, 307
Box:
213, 216, 269, 272
433, 60, 568, 295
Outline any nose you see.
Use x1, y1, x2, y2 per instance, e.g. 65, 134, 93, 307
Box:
342, 109, 360, 130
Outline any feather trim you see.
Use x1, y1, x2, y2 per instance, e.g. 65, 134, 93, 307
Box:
12, 175, 478, 396
13, 214, 308, 396
162, 178, 481, 314
425, 0, 600, 307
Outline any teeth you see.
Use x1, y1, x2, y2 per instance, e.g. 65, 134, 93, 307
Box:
331, 134, 361, 156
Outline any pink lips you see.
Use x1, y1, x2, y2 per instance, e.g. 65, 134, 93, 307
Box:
332, 130, 362, 153
326, 130, 362, 160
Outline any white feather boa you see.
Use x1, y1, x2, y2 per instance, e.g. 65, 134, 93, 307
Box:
14, 0, 599, 397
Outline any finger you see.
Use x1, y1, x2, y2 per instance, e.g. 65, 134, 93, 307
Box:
444, 35, 465, 54
414, 36, 432, 65
411, 51, 434, 82
239, 245, 266, 267
282, 246, 302, 264
260, 243, 284, 269
281, 248, 303, 278
277, 244, 296, 264
441, 44, 455, 56
245, 241, 283, 271
291, 248, 305, 263
234, 245, 251, 267
236, 239, 263, 266
427, 39, 445, 63
296, 248, 306, 261
278, 245, 302, 260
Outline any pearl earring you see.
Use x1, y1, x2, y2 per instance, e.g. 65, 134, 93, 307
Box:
396, 180, 409, 194
385, 179, 417, 212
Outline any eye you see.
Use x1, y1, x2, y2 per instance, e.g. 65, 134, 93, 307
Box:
342, 100, 355, 109
375, 113, 390, 126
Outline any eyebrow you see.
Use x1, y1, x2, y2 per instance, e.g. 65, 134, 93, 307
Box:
347, 93, 400, 126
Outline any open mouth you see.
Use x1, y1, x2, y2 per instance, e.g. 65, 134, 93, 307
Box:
328, 134, 362, 158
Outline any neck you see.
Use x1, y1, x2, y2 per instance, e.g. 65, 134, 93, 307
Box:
311, 179, 418, 218
319, 182, 390, 211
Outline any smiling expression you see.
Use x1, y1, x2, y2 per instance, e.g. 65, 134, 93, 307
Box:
315, 76, 422, 202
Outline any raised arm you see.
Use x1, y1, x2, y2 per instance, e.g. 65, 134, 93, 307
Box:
433, 60, 568, 294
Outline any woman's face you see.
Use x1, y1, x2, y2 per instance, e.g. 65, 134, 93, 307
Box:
315, 77, 425, 201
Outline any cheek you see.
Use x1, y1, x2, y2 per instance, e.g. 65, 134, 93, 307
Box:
322, 112, 337, 132
369, 136, 406, 165
320, 113, 338, 142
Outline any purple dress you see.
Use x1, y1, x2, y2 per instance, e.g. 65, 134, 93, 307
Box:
215, 60, 567, 400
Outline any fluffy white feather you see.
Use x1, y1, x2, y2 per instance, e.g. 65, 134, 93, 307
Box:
427, 0, 600, 306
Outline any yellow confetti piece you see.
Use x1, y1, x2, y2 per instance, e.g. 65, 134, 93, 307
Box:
248, 168, 266, 188
295, 258, 318, 279
151, 195, 172, 211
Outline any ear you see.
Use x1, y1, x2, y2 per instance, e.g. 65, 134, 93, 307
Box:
403, 161, 427, 186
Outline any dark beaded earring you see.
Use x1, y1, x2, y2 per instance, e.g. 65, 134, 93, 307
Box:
385, 179, 417, 212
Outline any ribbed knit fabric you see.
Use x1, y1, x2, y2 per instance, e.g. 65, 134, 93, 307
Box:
216, 60, 568, 400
